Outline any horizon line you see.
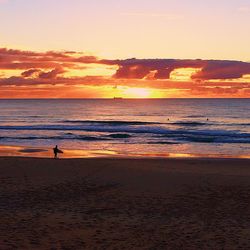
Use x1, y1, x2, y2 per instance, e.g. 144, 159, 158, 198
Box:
0, 97, 249, 100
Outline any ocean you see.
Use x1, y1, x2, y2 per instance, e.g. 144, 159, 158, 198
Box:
0, 98, 250, 158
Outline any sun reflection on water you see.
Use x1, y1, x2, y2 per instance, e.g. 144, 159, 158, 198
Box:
0, 145, 249, 159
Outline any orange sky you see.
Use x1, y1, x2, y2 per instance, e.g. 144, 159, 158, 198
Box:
0, 0, 250, 98
0, 48, 250, 98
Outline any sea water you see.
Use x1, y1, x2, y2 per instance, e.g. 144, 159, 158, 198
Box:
0, 99, 249, 157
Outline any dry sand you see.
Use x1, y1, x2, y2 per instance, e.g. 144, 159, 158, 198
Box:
1, 157, 250, 249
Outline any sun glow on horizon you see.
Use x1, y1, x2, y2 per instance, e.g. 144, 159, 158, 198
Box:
0, 46, 250, 98
118, 87, 163, 98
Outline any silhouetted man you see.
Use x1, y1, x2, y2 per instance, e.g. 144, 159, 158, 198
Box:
53, 145, 60, 158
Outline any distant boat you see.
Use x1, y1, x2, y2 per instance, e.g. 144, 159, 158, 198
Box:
113, 97, 123, 100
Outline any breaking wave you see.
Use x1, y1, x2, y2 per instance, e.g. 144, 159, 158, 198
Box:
0, 122, 250, 144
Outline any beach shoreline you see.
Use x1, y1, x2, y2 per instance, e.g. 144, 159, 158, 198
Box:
0, 144, 249, 159
1, 157, 250, 249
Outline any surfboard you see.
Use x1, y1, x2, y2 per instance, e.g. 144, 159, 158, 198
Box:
57, 149, 63, 154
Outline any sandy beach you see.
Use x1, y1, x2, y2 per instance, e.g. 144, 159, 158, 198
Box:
1, 157, 250, 249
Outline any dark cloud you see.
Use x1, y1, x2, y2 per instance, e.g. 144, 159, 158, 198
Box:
0, 61, 67, 70
38, 67, 66, 79
0, 48, 100, 70
189, 86, 243, 96
109, 58, 204, 79
1, 47, 250, 82
1, 47, 250, 98
108, 58, 250, 80
191, 60, 250, 80
1, 73, 249, 98
21, 69, 41, 78
0, 75, 110, 87
0, 76, 46, 86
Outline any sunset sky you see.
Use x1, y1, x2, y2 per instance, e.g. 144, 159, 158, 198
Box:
1, 0, 250, 98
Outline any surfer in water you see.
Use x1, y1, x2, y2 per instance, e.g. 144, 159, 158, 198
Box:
53, 145, 63, 158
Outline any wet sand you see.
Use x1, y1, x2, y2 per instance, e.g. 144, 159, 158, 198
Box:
1, 157, 250, 249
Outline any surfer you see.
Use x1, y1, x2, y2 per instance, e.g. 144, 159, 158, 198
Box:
53, 145, 63, 158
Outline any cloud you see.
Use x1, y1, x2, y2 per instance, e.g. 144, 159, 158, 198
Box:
191, 60, 250, 80
189, 86, 243, 97
2, 48, 250, 81
1, 74, 249, 98
0, 47, 250, 98
21, 69, 41, 78
104, 58, 250, 80
0, 75, 110, 87
108, 58, 204, 79
0, 48, 100, 70
38, 67, 66, 79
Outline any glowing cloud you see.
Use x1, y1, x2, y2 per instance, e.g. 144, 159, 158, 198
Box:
0, 48, 250, 98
